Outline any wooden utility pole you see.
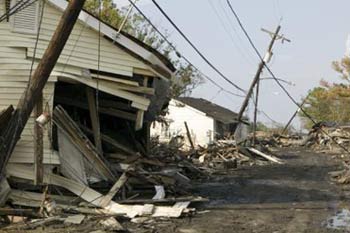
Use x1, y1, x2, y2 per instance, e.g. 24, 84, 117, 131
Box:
236, 26, 281, 123
0, 0, 86, 175
281, 95, 309, 135
235, 25, 290, 144
252, 79, 260, 145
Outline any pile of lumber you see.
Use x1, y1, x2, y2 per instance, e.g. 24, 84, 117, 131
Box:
301, 122, 350, 151
188, 140, 285, 172
245, 131, 303, 148
0, 106, 207, 232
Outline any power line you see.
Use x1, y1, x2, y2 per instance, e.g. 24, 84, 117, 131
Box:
0, 0, 39, 22
226, 0, 350, 154
217, 0, 257, 63
207, 0, 255, 66
126, 0, 245, 98
150, 0, 246, 94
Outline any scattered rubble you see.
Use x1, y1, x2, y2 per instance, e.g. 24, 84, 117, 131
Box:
0, 106, 207, 232
301, 122, 350, 153
0, 105, 288, 232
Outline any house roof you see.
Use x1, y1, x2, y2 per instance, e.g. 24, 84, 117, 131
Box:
48, 0, 175, 79
176, 97, 239, 124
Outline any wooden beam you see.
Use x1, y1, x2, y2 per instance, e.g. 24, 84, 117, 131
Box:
54, 72, 150, 107
7, 164, 191, 218
247, 147, 284, 164
100, 172, 129, 207
78, 124, 137, 155
0, 0, 86, 175
184, 121, 195, 150
0, 178, 10, 206
86, 87, 102, 153
34, 93, 43, 185
55, 96, 137, 121
134, 76, 148, 131
135, 110, 144, 131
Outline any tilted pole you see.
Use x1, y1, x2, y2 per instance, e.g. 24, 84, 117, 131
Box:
281, 95, 309, 135
0, 0, 86, 175
236, 25, 281, 124
252, 78, 260, 145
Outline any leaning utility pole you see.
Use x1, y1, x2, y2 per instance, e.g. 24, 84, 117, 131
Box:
252, 77, 260, 145
235, 25, 290, 144
281, 94, 309, 135
0, 0, 86, 176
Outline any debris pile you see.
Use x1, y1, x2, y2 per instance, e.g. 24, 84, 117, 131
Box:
189, 140, 285, 173
247, 131, 302, 148
0, 106, 207, 232
302, 122, 350, 152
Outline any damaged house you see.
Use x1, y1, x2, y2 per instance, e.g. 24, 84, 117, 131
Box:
0, 0, 173, 170
0, 0, 204, 221
152, 97, 246, 147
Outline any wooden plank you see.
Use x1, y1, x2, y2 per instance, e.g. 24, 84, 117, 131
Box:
53, 71, 150, 108
79, 124, 137, 155
247, 147, 284, 164
135, 110, 144, 131
54, 96, 137, 121
100, 172, 129, 207
100, 108, 136, 121
6, 164, 191, 218
0, 178, 10, 206
90, 73, 139, 86
53, 106, 115, 181
86, 87, 102, 153
34, 93, 43, 185
184, 121, 195, 150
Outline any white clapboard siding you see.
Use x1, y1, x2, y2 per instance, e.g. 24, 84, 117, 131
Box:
0, 80, 56, 165
0, 2, 154, 78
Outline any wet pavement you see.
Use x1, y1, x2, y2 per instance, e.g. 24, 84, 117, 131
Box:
133, 148, 350, 233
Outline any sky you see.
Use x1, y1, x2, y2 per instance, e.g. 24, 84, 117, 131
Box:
117, 0, 350, 130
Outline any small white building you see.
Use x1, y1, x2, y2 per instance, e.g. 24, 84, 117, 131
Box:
151, 97, 244, 147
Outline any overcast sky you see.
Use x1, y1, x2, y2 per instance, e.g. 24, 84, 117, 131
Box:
117, 0, 350, 130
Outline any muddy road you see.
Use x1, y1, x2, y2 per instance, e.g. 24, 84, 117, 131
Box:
131, 148, 350, 233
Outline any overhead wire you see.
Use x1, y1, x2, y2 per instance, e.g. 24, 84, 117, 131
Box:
226, 0, 350, 154
0, 0, 39, 22
207, 0, 255, 66
150, 0, 246, 94
126, 0, 245, 98
217, 0, 257, 63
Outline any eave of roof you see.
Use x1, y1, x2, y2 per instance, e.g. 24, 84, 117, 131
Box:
48, 0, 175, 80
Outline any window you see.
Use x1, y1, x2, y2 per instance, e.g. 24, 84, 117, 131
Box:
11, 0, 40, 34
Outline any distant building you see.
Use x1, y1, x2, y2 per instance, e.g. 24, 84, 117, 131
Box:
151, 97, 247, 147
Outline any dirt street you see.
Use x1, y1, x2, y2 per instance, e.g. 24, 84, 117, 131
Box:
130, 148, 350, 233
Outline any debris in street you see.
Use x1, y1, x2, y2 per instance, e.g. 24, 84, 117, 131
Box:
302, 122, 350, 152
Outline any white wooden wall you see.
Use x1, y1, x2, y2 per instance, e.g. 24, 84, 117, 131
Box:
151, 99, 214, 147
0, 0, 159, 165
